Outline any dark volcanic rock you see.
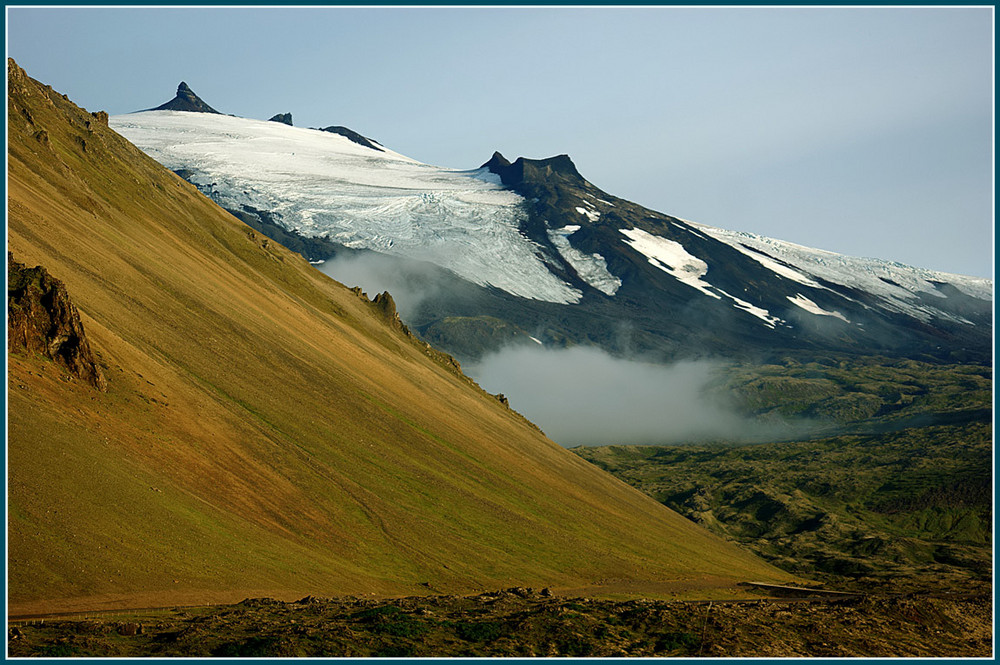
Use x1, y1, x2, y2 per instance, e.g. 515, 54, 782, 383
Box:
482, 151, 585, 189
317, 125, 384, 152
148, 82, 220, 114
8, 252, 106, 390
269, 113, 293, 126
482, 151, 511, 172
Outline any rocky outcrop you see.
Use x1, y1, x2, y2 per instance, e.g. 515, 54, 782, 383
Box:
268, 113, 293, 126
8, 252, 106, 390
317, 125, 384, 152
347, 286, 466, 375
372, 291, 404, 331
148, 82, 220, 114
481, 151, 585, 189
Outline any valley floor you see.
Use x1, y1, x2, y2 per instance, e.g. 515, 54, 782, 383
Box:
7, 586, 992, 658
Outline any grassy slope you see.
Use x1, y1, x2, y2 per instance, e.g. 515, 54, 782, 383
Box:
6, 60, 791, 614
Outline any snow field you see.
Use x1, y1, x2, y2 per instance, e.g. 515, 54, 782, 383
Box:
696, 224, 992, 323
110, 111, 582, 304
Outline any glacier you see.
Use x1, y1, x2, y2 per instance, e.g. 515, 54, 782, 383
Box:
110, 111, 582, 304
109, 109, 990, 333
547, 225, 621, 296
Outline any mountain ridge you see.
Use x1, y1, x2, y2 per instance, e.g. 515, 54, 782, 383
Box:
108, 98, 991, 366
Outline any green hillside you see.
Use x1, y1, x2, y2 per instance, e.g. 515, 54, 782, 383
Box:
6, 59, 791, 616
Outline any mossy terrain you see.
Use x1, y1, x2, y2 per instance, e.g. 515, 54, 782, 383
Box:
713, 355, 991, 432
8, 589, 991, 658
575, 357, 992, 593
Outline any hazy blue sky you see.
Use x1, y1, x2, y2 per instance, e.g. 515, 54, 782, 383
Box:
7, 6, 994, 278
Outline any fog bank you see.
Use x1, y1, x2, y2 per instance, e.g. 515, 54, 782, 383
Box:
469, 345, 773, 447
318, 251, 445, 320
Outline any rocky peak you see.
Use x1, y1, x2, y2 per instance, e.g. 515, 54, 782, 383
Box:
269, 113, 293, 126
8, 252, 106, 390
148, 81, 220, 114
481, 153, 585, 190
482, 151, 512, 172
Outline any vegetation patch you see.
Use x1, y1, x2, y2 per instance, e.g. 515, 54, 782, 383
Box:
7, 590, 990, 658
574, 357, 992, 594
454, 620, 505, 642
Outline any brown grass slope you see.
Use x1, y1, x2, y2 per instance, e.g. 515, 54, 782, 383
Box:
6, 59, 792, 615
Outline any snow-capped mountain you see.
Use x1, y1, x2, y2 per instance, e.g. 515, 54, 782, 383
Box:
109, 91, 992, 364
111, 111, 581, 303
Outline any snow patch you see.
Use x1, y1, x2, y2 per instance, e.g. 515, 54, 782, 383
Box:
787, 294, 850, 323
732, 244, 823, 288
620, 227, 782, 327
620, 228, 716, 298
672, 221, 710, 241
549, 226, 622, 296
718, 289, 783, 328
575, 206, 601, 222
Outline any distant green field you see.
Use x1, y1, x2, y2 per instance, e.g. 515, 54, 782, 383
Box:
713, 355, 991, 432
576, 357, 992, 591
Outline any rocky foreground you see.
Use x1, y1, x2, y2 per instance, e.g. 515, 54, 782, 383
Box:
7, 587, 991, 658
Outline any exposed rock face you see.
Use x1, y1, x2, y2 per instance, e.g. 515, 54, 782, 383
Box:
482, 151, 585, 190
372, 290, 403, 330
317, 125, 384, 152
149, 82, 220, 114
268, 113, 293, 126
8, 252, 106, 390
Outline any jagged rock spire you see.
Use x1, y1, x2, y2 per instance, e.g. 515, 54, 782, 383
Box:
148, 82, 220, 114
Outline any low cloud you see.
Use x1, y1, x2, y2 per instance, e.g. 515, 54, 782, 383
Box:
468, 345, 796, 446
320, 253, 813, 447
318, 250, 445, 320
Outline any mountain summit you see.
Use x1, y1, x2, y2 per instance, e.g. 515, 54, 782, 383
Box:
111, 87, 992, 366
147, 81, 220, 113
483, 151, 586, 189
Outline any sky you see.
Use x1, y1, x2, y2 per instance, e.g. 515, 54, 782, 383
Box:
6, 6, 994, 278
